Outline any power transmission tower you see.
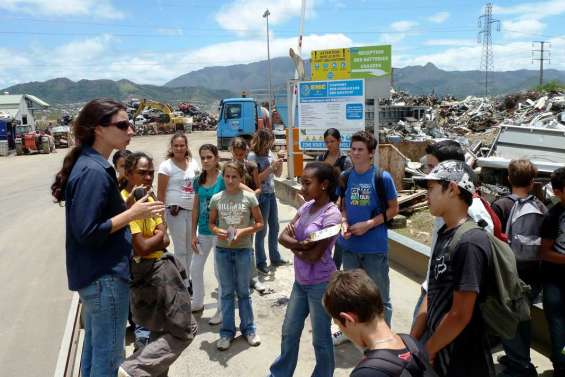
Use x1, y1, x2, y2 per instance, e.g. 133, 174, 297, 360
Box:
478, 3, 500, 97
532, 41, 551, 86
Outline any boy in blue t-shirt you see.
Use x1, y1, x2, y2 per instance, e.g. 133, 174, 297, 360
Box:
337, 131, 398, 328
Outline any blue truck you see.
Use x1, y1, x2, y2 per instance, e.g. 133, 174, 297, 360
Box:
216, 98, 264, 150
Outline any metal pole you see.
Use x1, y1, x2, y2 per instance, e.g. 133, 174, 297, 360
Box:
540, 41, 545, 86
287, 0, 306, 179
265, 10, 273, 127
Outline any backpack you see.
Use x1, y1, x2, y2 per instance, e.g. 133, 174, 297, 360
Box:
503, 195, 547, 262
473, 193, 506, 242
339, 167, 392, 226
354, 334, 438, 377
448, 220, 531, 340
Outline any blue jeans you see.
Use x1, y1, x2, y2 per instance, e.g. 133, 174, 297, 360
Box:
269, 281, 334, 377
255, 193, 282, 268
502, 262, 542, 370
215, 247, 256, 338
342, 250, 392, 326
543, 279, 565, 370
79, 275, 129, 377
333, 242, 345, 270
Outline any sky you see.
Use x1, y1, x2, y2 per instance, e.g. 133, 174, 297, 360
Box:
0, 0, 564, 88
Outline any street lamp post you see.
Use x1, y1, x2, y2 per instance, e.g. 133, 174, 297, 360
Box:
263, 9, 273, 128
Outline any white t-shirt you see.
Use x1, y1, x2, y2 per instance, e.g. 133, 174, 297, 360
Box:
421, 197, 494, 291
158, 158, 201, 209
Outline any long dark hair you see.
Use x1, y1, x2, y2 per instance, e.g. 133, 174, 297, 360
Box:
198, 144, 220, 185
304, 161, 339, 202
119, 152, 153, 191
51, 99, 126, 203
166, 132, 192, 159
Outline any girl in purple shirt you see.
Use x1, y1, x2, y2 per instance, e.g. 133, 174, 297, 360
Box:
268, 162, 342, 377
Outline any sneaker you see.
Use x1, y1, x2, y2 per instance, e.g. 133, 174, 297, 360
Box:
257, 265, 270, 274
332, 330, 349, 346
251, 278, 267, 294
118, 366, 132, 377
246, 333, 261, 347
191, 304, 204, 313
208, 311, 222, 326
271, 259, 290, 267
217, 336, 232, 351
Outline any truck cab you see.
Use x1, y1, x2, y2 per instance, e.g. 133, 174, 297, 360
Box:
216, 98, 262, 150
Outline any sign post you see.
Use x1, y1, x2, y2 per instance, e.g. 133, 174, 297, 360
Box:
297, 79, 365, 151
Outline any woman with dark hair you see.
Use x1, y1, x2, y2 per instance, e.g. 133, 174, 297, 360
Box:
268, 161, 341, 377
317, 128, 352, 173
157, 132, 201, 290
191, 144, 224, 320
51, 98, 164, 377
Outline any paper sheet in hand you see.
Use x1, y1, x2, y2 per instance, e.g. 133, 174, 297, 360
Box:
308, 224, 342, 241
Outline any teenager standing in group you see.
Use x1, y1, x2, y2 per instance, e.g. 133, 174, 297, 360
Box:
51, 99, 163, 377
268, 162, 341, 377
248, 129, 287, 274
209, 161, 264, 351
158, 132, 201, 289
118, 152, 197, 377
317, 128, 352, 270
191, 144, 224, 325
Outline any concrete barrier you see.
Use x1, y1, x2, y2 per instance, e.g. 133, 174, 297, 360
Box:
275, 177, 551, 357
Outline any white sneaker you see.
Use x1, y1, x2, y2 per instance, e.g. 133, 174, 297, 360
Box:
118, 366, 132, 377
208, 310, 222, 325
217, 336, 232, 351
332, 330, 349, 346
246, 333, 261, 347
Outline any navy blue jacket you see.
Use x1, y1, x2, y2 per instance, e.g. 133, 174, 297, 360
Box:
65, 146, 131, 291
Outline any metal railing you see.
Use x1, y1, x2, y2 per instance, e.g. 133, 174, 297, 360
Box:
53, 293, 83, 377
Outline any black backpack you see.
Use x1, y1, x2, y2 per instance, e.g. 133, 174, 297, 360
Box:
353, 334, 438, 377
339, 167, 392, 225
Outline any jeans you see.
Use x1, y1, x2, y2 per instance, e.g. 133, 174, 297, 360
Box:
191, 234, 216, 308
543, 278, 565, 370
342, 250, 392, 326
79, 275, 129, 377
269, 282, 334, 377
332, 242, 345, 270
255, 193, 282, 268
215, 247, 256, 338
502, 261, 542, 370
166, 209, 193, 286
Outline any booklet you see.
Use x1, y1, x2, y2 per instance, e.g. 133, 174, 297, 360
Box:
308, 224, 342, 241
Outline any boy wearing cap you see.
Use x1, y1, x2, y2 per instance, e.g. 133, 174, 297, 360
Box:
411, 160, 495, 377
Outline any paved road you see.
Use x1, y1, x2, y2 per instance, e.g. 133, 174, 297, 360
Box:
0, 131, 553, 376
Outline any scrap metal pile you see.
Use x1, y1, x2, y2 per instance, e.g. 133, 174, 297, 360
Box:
177, 103, 217, 131
382, 90, 565, 142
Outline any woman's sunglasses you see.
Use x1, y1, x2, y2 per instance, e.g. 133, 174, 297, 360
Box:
106, 120, 131, 131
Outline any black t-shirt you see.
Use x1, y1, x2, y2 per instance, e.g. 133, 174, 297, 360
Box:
351, 348, 410, 377
491, 196, 514, 231
426, 223, 494, 377
540, 202, 565, 282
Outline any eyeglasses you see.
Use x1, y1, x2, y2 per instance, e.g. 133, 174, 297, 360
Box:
106, 120, 131, 131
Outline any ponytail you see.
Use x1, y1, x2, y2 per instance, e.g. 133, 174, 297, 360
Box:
51, 145, 83, 202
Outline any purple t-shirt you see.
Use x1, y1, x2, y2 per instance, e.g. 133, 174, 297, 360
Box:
294, 200, 341, 285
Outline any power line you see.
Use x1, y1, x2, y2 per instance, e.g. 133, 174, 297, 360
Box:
532, 41, 551, 86
478, 2, 499, 97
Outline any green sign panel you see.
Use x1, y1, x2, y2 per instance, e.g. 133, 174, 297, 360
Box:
349, 45, 392, 79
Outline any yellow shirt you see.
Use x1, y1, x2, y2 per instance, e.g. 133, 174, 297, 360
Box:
121, 189, 164, 260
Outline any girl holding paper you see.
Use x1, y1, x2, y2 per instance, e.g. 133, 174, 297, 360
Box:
268, 162, 342, 377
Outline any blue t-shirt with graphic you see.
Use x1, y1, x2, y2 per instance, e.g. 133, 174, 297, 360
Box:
338, 166, 397, 253
194, 174, 225, 235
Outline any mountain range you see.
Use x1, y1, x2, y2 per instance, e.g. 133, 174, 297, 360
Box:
3, 59, 565, 105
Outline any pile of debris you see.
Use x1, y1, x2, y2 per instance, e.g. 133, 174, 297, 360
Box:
177, 103, 217, 131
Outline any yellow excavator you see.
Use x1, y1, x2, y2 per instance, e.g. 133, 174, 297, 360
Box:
132, 100, 193, 134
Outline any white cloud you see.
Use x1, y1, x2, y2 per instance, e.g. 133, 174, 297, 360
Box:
0, 0, 124, 19
428, 11, 450, 24
502, 19, 546, 39
494, 0, 565, 20
423, 39, 476, 47
215, 0, 316, 36
390, 20, 418, 32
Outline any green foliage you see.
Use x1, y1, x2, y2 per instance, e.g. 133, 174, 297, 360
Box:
534, 80, 565, 93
